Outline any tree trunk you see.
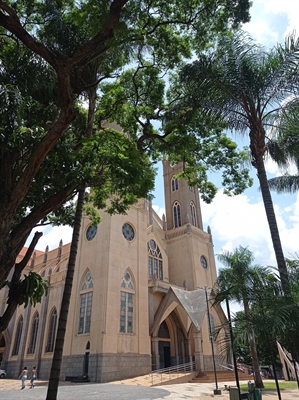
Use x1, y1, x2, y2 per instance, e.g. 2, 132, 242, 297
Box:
256, 157, 289, 293
46, 188, 85, 400
46, 81, 97, 400
243, 300, 264, 388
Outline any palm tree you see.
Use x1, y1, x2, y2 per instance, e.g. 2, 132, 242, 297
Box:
214, 246, 269, 388
46, 65, 98, 400
46, 188, 85, 400
267, 104, 299, 193
180, 31, 299, 293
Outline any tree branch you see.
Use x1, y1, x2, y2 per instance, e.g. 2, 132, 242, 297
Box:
0, 231, 43, 332
7, 105, 75, 219
14, 231, 43, 276
10, 183, 79, 249
0, 2, 60, 68
70, 0, 129, 66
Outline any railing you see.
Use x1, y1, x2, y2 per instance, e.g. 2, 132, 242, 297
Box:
219, 363, 251, 374
149, 361, 196, 386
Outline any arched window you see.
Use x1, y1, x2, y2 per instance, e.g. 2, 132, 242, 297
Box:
173, 201, 182, 228
158, 321, 170, 338
28, 312, 39, 354
46, 308, 57, 352
171, 176, 179, 192
148, 240, 163, 280
12, 316, 23, 356
190, 201, 197, 227
120, 272, 134, 334
78, 272, 93, 335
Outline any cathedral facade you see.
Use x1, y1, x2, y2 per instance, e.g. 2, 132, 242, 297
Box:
0, 161, 227, 382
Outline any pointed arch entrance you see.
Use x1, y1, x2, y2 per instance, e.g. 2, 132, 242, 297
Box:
158, 321, 171, 369
150, 287, 209, 373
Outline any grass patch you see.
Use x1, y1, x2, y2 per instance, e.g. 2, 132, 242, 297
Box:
240, 381, 298, 391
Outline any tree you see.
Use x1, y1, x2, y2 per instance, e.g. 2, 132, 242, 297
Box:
46, 189, 85, 400
98, 62, 253, 203
0, 48, 156, 332
214, 246, 267, 388
180, 31, 299, 292
0, 1, 252, 331
267, 104, 299, 193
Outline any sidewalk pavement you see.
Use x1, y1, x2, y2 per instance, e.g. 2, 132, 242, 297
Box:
0, 378, 298, 400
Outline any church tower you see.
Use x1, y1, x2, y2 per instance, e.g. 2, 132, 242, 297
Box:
163, 160, 217, 291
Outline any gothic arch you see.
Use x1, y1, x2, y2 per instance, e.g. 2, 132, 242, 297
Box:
120, 268, 136, 289
78, 272, 94, 335
79, 269, 94, 291
45, 306, 58, 353
11, 315, 23, 356
28, 311, 39, 354
172, 201, 182, 228
171, 175, 179, 192
120, 270, 135, 334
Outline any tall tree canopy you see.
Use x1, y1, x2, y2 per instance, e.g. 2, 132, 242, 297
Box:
0, 0, 251, 332
180, 31, 299, 293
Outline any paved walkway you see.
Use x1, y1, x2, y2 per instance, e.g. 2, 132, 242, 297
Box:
0, 378, 297, 400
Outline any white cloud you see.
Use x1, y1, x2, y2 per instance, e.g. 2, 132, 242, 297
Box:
261, 0, 299, 38
244, 19, 279, 45
152, 205, 166, 219
243, 0, 299, 46
201, 190, 299, 268
28, 225, 73, 252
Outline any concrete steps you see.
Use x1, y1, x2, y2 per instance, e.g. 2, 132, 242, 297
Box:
190, 371, 253, 383
110, 371, 197, 387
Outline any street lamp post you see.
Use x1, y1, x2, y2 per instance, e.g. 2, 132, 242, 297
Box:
205, 287, 221, 395
225, 298, 241, 400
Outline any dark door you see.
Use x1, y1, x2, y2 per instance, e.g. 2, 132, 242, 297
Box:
163, 345, 171, 368
84, 352, 89, 375
159, 341, 171, 369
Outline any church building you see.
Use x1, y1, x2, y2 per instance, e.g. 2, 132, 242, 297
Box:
0, 161, 227, 382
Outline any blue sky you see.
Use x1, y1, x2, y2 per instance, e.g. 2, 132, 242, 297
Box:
152, 0, 299, 271
35, 1, 299, 275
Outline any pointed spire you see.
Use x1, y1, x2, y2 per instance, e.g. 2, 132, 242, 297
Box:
149, 200, 153, 225
57, 239, 62, 263
43, 245, 49, 264
162, 214, 167, 231
30, 251, 36, 268
207, 225, 213, 243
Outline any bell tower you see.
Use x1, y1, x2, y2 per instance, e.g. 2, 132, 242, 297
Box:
163, 160, 217, 290
163, 161, 203, 230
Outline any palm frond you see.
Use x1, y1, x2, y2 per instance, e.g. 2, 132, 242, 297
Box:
268, 174, 299, 193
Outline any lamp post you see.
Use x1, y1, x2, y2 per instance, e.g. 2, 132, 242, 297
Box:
205, 287, 221, 395
226, 298, 241, 400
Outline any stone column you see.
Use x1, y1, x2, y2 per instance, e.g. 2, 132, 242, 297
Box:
193, 331, 204, 374
151, 337, 160, 371
187, 339, 193, 367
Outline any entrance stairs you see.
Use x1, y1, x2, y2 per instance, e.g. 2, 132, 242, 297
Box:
190, 370, 253, 384
110, 361, 197, 387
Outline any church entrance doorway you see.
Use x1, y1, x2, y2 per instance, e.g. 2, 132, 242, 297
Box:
83, 341, 90, 375
158, 341, 170, 369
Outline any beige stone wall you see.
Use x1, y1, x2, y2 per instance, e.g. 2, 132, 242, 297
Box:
1, 160, 227, 379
